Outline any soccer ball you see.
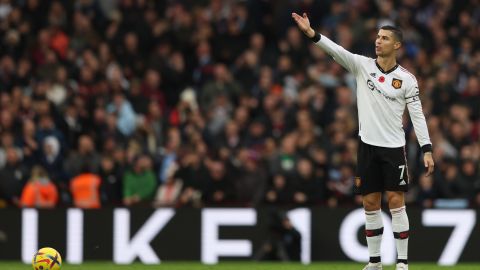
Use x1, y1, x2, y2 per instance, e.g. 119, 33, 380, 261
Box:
32, 247, 62, 270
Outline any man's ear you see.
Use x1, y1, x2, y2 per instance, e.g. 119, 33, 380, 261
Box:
394, 41, 401, 50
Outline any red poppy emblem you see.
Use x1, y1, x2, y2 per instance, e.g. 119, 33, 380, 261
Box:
379, 76, 385, 83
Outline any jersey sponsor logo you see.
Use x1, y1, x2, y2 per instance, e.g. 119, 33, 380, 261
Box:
392, 78, 403, 89
366, 79, 396, 101
370, 73, 377, 78
379, 76, 385, 83
399, 180, 407, 185
367, 79, 375, 90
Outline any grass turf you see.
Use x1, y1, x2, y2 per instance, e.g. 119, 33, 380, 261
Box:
3, 262, 480, 269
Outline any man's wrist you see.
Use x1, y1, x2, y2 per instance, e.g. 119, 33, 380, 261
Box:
309, 30, 321, 42
306, 28, 315, 38
421, 144, 433, 154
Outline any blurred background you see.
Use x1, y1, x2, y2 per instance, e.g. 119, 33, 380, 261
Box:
1, 0, 480, 266
0, 0, 479, 211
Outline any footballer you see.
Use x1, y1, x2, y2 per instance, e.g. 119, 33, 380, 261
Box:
292, 12, 435, 270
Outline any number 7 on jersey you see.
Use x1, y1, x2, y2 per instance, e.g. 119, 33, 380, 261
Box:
398, 165, 405, 180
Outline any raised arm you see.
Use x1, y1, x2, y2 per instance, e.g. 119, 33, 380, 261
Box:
292, 12, 361, 73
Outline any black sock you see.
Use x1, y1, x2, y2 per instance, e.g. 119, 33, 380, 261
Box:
397, 259, 408, 265
370, 256, 381, 263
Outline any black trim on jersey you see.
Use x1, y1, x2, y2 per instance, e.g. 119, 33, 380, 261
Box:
405, 94, 419, 99
406, 99, 420, 105
375, 60, 399, 74
421, 144, 432, 153
406, 94, 420, 104
310, 31, 321, 43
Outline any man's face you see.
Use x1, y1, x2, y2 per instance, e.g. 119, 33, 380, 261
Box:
375, 29, 400, 57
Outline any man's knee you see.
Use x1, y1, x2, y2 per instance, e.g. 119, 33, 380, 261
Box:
387, 191, 405, 208
363, 193, 381, 211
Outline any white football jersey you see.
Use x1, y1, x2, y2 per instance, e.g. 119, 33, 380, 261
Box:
314, 35, 431, 149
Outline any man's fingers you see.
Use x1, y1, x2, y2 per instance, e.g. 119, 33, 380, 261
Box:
303, 12, 307, 18
292, 13, 302, 23
426, 161, 434, 176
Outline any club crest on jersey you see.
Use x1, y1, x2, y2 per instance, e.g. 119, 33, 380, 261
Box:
379, 76, 385, 83
392, 78, 402, 89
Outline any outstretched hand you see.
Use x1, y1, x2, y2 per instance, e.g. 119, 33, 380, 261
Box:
291, 12, 315, 38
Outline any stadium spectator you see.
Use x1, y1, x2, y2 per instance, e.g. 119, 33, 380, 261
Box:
64, 134, 100, 178
123, 154, 157, 206
326, 163, 356, 207
264, 174, 292, 205
18, 119, 39, 168
99, 155, 123, 206
415, 173, 437, 208
38, 135, 66, 185
233, 148, 268, 206
140, 69, 166, 112
176, 150, 208, 208
291, 158, 326, 205
0, 131, 23, 169
202, 160, 234, 205
436, 159, 471, 199
70, 166, 102, 209
106, 93, 137, 137
20, 165, 58, 208
153, 161, 183, 207
0, 148, 28, 206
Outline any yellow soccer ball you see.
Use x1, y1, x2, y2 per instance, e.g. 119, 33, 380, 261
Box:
32, 247, 62, 270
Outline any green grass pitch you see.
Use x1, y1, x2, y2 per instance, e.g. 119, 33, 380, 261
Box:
3, 262, 480, 270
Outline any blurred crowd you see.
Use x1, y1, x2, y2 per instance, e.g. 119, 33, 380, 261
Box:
0, 0, 479, 209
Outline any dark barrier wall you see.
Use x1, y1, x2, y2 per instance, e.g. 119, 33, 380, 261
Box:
0, 208, 479, 265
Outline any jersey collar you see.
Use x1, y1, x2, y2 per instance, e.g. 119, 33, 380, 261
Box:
375, 60, 399, 74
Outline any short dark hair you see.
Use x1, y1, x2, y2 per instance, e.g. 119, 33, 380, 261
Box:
380, 25, 403, 43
